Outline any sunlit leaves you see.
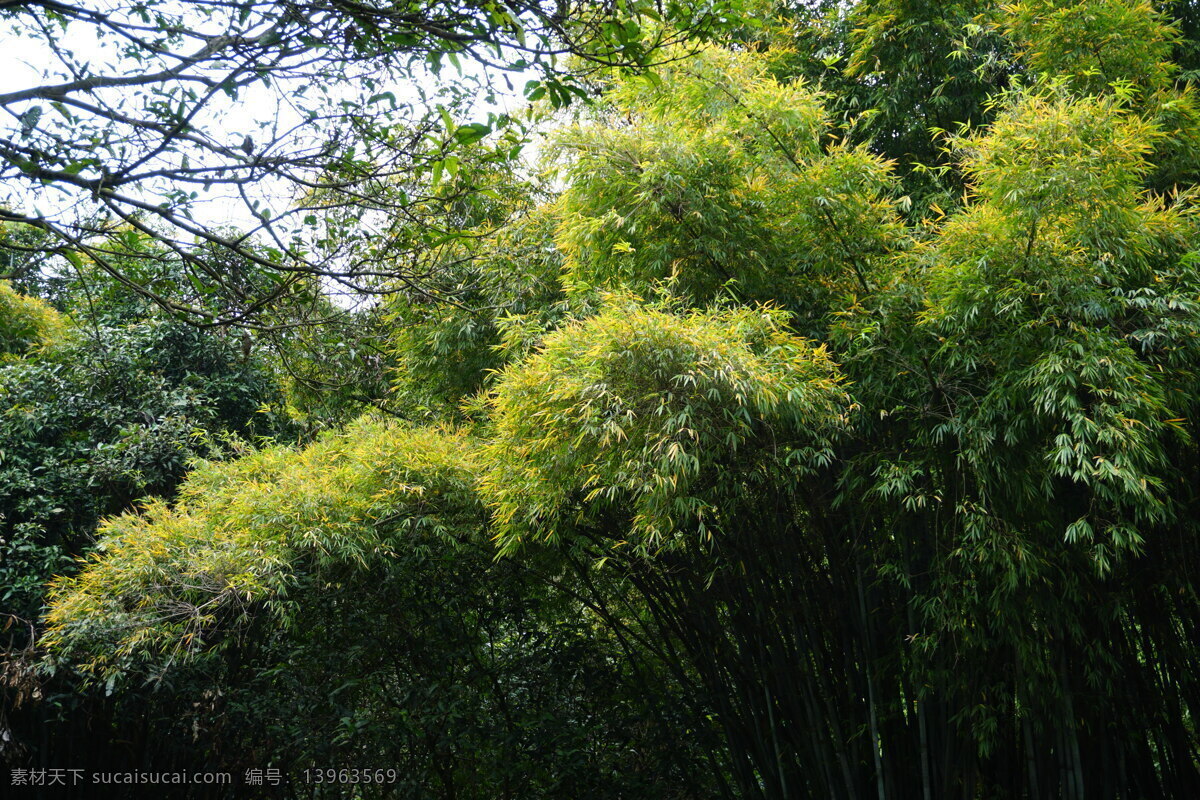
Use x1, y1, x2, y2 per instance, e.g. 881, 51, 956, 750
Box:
553, 46, 904, 326
481, 297, 849, 554
954, 87, 1159, 236
42, 419, 481, 680
1002, 0, 1180, 94
0, 279, 70, 357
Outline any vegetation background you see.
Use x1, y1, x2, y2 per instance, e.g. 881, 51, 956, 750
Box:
3, 0, 1200, 797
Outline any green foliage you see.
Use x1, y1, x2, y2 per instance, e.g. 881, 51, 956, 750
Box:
957, 88, 1157, 223
998, 0, 1200, 193
29, 3, 1200, 798
842, 0, 1013, 209
385, 195, 566, 420
905, 90, 1194, 560
263, 304, 399, 432
54, 229, 404, 432
42, 419, 477, 679
553, 46, 904, 330
216, 541, 715, 799
827, 67, 1200, 791
42, 416, 721, 797
0, 280, 69, 357
1002, 0, 1180, 94
0, 318, 288, 621
0, 0, 754, 320
483, 297, 849, 554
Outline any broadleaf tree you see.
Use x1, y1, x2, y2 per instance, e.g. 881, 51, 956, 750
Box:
0, 0, 750, 323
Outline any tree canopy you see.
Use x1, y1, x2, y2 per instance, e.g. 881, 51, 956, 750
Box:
0, 0, 749, 322
6, 1, 1200, 798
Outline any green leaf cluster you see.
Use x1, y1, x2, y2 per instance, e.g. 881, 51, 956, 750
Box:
42, 419, 478, 680
483, 297, 848, 554
1002, 0, 1180, 94
554, 46, 904, 329
0, 279, 69, 357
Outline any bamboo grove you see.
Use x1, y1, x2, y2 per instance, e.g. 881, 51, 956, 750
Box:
6, 0, 1200, 798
